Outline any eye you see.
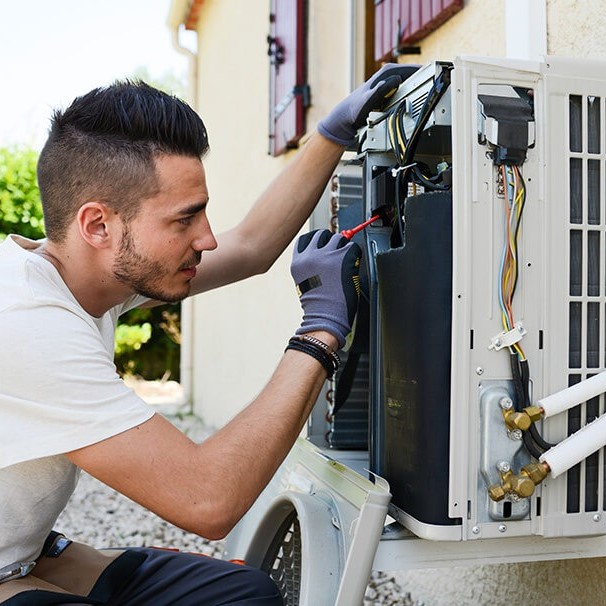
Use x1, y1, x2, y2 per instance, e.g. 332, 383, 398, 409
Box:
178, 216, 194, 226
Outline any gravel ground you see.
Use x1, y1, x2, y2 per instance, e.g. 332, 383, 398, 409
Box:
55, 384, 421, 605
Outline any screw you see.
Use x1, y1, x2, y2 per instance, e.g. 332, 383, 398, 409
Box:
497, 461, 511, 473
472, 526, 480, 534
494, 338, 502, 348
476, 367, 484, 375
594, 514, 601, 522
498, 524, 507, 533
499, 397, 514, 410
509, 429, 523, 441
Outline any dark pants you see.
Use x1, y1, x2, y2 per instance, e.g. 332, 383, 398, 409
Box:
2, 548, 283, 606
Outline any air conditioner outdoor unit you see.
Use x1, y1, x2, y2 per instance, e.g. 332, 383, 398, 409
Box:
227, 55, 606, 606
329, 55, 606, 542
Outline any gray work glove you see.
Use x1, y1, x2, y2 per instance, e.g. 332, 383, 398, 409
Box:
317, 64, 420, 146
291, 230, 361, 349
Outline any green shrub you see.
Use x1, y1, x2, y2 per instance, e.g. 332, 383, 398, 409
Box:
0, 146, 45, 240
115, 305, 181, 381
114, 322, 153, 356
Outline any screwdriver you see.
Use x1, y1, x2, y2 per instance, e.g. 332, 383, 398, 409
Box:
340, 214, 381, 239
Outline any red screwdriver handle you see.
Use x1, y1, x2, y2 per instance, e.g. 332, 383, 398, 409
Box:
340, 214, 381, 239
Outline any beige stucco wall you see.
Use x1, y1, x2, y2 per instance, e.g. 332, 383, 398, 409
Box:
401, 0, 507, 66
188, 0, 352, 428
547, 0, 606, 58
175, 0, 606, 602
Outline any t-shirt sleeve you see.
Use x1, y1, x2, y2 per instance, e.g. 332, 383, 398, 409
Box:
0, 301, 155, 469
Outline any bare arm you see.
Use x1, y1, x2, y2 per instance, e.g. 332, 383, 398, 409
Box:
66, 330, 337, 540
189, 133, 345, 294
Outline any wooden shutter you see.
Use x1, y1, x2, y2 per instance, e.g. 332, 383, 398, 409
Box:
374, 0, 464, 61
268, 0, 309, 156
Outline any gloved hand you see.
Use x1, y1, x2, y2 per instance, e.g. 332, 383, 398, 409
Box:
291, 230, 362, 349
318, 64, 420, 146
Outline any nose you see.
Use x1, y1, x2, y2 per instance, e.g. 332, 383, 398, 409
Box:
192, 215, 218, 252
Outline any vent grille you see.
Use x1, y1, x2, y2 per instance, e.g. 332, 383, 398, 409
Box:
330, 171, 369, 450
566, 94, 606, 513
411, 90, 429, 121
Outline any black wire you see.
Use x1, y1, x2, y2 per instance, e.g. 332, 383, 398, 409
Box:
356, 129, 368, 153
527, 424, 554, 452
411, 165, 449, 191
390, 66, 452, 240
507, 354, 548, 457
510, 352, 526, 412
393, 169, 406, 247
402, 66, 452, 167
520, 359, 556, 450
523, 429, 545, 459
519, 359, 531, 407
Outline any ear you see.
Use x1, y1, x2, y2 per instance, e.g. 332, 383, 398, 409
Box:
76, 202, 118, 249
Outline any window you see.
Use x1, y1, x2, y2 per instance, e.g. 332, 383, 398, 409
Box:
268, 0, 309, 156
374, 0, 464, 61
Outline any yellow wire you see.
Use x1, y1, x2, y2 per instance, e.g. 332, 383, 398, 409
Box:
499, 164, 526, 361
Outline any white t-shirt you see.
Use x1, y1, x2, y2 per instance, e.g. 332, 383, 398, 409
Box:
0, 235, 155, 568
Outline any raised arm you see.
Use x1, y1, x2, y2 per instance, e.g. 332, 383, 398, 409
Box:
189, 134, 344, 294
189, 64, 414, 295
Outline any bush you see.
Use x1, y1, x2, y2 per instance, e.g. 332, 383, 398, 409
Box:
0, 146, 45, 240
115, 305, 181, 381
0, 145, 181, 380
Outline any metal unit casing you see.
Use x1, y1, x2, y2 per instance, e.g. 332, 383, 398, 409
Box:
449, 56, 606, 541
361, 55, 606, 541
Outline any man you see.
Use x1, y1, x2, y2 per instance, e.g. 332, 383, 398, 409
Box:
0, 65, 410, 604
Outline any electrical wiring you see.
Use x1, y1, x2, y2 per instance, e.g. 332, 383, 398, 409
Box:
386, 99, 408, 166
497, 163, 526, 361
498, 164, 555, 456
383, 66, 453, 245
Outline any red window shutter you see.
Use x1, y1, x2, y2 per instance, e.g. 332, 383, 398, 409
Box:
374, 0, 464, 62
268, 0, 309, 156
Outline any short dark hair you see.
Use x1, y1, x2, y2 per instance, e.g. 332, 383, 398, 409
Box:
37, 80, 210, 242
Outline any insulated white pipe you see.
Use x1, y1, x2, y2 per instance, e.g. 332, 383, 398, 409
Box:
540, 414, 606, 478
537, 370, 606, 418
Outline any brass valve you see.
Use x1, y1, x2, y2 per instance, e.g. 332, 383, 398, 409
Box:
520, 461, 549, 484
502, 409, 531, 431
488, 462, 549, 502
501, 404, 544, 431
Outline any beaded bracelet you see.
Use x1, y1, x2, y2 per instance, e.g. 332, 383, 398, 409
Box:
285, 335, 340, 379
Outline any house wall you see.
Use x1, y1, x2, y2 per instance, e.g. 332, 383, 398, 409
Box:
399, 0, 507, 67
547, 0, 606, 58
172, 0, 606, 602
187, 0, 352, 428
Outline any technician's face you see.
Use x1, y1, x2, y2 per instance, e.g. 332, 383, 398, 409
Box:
112, 154, 217, 302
